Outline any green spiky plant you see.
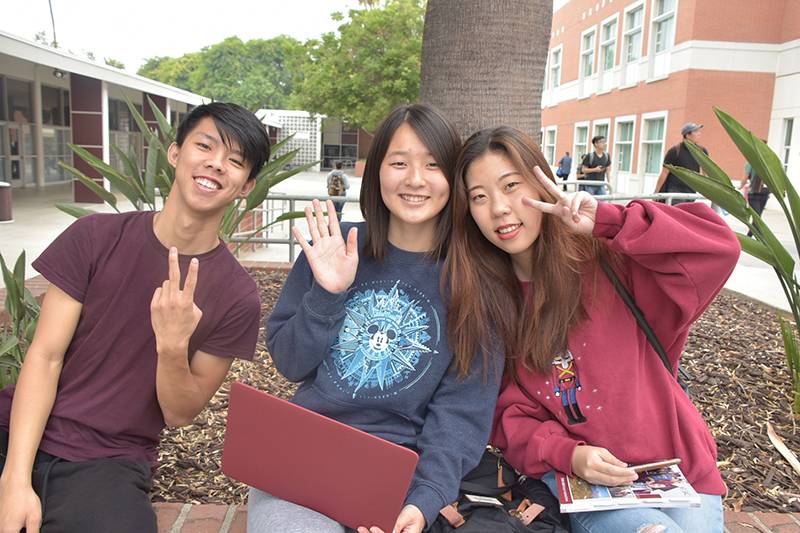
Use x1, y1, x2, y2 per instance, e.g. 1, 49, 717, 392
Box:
0, 252, 40, 388
666, 108, 800, 413
56, 96, 311, 241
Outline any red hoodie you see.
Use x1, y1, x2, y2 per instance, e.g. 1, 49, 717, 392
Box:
491, 200, 740, 496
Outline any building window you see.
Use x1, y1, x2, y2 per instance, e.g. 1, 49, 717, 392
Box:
581, 30, 596, 77
0, 77, 6, 122
593, 122, 609, 143
615, 120, 635, 172
623, 5, 644, 62
42, 86, 70, 126
322, 118, 359, 170
549, 47, 562, 88
574, 125, 589, 169
641, 117, 666, 174
0, 123, 5, 180
42, 127, 72, 183
544, 127, 557, 165
170, 110, 188, 128
652, 0, 676, 54
600, 18, 618, 70
6, 78, 33, 123
784, 118, 794, 172
108, 99, 144, 174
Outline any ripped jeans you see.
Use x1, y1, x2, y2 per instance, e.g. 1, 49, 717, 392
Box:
541, 471, 723, 533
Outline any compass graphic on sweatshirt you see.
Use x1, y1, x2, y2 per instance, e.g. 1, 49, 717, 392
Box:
328, 280, 437, 399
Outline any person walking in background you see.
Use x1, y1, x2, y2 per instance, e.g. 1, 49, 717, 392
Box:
655, 123, 708, 205
578, 136, 610, 195
326, 161, 350, 220
556, 151, 572, 179
741, 157, 770, 237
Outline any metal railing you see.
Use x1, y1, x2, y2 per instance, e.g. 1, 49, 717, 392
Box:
228, 191, 704, 262
558, 179, 615, 194
229, 194, 360, 262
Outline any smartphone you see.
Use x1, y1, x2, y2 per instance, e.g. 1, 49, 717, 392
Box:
629, 458, 681, 473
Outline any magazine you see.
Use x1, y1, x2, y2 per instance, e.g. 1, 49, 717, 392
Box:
555, 465, 702, 513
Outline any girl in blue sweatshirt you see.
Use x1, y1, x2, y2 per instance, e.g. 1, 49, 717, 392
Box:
248, 104, 500, 533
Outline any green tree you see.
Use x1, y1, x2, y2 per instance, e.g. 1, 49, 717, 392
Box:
138, 53, 203, 92
104, 57, 125, 69
138, 36, 305, 110
292, 0, 425, 132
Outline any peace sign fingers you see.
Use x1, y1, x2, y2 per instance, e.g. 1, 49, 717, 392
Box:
532, 165, 568, 203
523, 166, 599, 235
522, 196, 564, 215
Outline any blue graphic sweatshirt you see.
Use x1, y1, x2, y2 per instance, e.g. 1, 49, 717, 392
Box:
267, 222, 500, 527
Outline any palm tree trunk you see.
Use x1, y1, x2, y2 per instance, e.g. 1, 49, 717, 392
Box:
420, 0, 552, 139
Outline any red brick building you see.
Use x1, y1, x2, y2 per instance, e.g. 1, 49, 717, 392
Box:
542, 0, 800, 194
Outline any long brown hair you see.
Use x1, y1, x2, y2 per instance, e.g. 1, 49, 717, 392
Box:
360, 103, 462, 261
445, 126, 615, 378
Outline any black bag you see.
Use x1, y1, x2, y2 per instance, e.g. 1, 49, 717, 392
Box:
430, 449, 571, 533
577, 153, 604, 181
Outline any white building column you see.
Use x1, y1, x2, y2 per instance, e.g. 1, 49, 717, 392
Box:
32, 70, 45, 188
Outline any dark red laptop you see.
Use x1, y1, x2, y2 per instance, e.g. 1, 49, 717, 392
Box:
222, 381, 420, 532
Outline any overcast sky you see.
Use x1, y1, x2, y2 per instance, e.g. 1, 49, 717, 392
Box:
1, 0, 360, 72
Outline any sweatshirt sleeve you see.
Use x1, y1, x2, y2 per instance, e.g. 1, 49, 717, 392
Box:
491, 375, 585, 478
404, 357, 501, 528
593, 200, 740, 367
266, 251, 350, 382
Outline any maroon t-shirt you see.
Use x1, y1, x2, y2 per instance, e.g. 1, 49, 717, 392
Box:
0, 211, 260, 465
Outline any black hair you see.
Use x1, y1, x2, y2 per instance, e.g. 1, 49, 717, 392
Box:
335, 161, 343, 170
360, 103, 461, 261
176, 102, 270, 180
591, 135, 605, 145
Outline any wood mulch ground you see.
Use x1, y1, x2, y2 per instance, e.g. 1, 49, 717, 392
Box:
151, 268, 800, 514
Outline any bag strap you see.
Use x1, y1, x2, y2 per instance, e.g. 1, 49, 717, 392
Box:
600, 260, 692, 386
600, 260, 674, 375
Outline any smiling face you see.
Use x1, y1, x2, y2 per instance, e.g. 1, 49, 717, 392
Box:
379, 122, 450, 249
465, 150, 546, 277
167, 117, 255, 216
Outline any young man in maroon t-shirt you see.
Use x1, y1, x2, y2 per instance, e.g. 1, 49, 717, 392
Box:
0, 103, 269, 532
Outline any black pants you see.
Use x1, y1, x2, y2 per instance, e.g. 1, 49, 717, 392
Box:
333, 197, 345, 220
747, 192, 770, 237
748, 192, 769, 216
0, 430, 156, 533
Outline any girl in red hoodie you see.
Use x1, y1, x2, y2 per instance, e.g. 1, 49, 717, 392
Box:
445, 126, 738, 533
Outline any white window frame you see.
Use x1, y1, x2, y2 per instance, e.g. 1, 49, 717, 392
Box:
573, 121, 591, 173
599, 14, 619, 72
544, 126, 558, 166
614, 115, 637, 173
580, 27, 597, 78
549, 45, 563, 89
639, 111, 669, 175
622, 1, 645, 63
650, 0, 677, 54
783, 118, 795, 172
592, 118, 611, 148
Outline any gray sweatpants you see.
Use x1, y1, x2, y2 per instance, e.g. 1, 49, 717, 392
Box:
247, 487, 346, 533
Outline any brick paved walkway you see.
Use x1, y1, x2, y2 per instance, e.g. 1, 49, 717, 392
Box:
153, 504, 800, 533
